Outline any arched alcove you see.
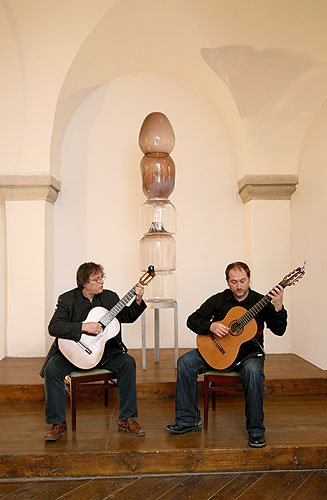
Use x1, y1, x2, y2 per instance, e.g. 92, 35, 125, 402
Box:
55, 72, 243, 348
50, 0, 243, 182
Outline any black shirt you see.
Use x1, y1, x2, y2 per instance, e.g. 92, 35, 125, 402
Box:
80, 292, 103, 322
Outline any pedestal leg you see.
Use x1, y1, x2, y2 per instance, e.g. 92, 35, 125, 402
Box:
174, 301, 178, 368
141, 313, 146, 370
154, 308, 160, 362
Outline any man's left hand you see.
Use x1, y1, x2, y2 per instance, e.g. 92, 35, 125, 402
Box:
268, 284, 284, 312
134, 284, 145, 305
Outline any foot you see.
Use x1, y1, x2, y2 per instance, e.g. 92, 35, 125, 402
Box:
118, 417, 146, 436
44, 422, 67, 442
165, 423, 202, 434
248, 435, 266, 448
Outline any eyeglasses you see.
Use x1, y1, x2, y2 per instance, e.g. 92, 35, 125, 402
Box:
90, 275, 106, 283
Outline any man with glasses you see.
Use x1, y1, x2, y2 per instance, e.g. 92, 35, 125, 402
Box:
40, 262, 146, 441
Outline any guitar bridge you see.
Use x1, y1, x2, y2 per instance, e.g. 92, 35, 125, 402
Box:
76, 341, 92, 355
210, 334, 226, 354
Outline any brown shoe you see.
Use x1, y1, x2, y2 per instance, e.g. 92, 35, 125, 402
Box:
44, 422, 67, 441
118, 417, 145, 436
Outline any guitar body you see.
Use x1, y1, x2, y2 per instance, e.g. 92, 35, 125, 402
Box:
58, 265, 155, 369
196, 306, 258, 370
197, 263, 306, 370
58, 306, 120, 369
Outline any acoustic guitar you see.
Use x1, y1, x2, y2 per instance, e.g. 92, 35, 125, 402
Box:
59, 266, 155, 369
196, 263, 306, 370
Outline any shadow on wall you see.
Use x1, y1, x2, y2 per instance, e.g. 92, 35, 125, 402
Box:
201, 45, 327, 119
201, 45, 327, 169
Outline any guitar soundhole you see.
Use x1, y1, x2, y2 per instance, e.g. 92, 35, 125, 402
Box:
230, 321, 243, 336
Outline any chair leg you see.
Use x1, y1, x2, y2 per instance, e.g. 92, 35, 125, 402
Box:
104, 378, 109, 407
203, 375, 209, 430
71, 379, 77, 432
211, 383, 216, 410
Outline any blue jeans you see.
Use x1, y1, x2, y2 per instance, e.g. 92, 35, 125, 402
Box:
44, 351, 138, 424
174, 348, 265, 437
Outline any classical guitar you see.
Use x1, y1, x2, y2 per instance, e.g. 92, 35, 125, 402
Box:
58, 266, 155, 369
196, 263, 306, 370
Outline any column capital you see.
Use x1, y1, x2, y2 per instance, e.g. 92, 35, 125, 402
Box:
238, 174, 298, 203
0, 173, 60, 203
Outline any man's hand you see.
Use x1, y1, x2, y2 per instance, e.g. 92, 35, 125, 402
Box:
134, 284, 144, 305
267, 284, 284, 312
82, 322, 102, 336
210, 321, 229, 338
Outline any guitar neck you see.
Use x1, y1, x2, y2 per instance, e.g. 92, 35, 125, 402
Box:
238, 279, 286, 328
100, 283, 139, 327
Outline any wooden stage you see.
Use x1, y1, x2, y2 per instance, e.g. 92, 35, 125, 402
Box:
0, 349, 326, 480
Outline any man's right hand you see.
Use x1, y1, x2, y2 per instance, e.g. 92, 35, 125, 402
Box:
210, 321, 230, 338
81, 322, 102, 336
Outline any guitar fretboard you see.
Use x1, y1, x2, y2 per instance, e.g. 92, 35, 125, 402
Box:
234, 279, 287, 330
100, 283, 139, 327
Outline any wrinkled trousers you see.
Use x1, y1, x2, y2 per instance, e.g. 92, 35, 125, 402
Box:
43, 351, 138, 424
174, 348, 265, 437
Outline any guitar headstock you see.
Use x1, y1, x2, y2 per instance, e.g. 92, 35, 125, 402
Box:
139, 265, 156, 286
281, 261, 306, 288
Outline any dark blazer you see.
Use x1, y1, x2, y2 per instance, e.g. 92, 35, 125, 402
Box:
40, 287, 146, 377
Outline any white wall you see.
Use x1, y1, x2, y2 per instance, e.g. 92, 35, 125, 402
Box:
244, 200, 293, 354
0, 197, 7, 359
0, 0, 112, 174
55, 72, 244, 349
291, 101, 327, 369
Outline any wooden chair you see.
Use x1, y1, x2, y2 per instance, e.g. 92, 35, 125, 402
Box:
203, 369, 242, 430
64, 368, 117, 431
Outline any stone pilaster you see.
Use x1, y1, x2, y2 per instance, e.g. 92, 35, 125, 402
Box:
1, 173, 60, 357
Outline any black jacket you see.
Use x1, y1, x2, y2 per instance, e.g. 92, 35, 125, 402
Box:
40, 287, 146, 377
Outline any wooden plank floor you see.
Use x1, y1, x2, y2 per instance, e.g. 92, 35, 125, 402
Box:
1, 396, 327, 478
0, 350, 326, 481
1, 470, 327, 499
